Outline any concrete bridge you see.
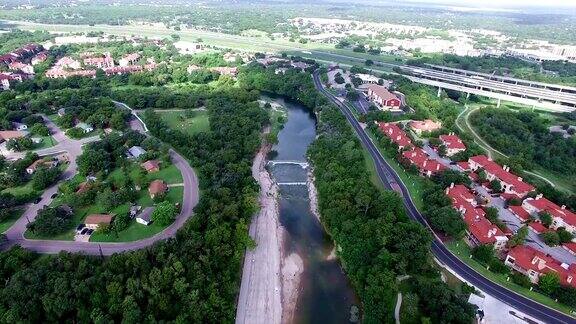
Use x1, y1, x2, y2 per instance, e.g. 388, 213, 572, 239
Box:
267, 160, 309, 168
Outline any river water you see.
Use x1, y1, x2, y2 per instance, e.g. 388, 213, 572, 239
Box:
264, 95, 360, 324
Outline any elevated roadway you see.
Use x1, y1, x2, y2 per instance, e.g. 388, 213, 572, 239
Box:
398, 65, 576, 112
312, 69, 575, 324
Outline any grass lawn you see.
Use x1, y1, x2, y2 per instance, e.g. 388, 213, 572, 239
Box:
147, 164, 183, 184
447, 240, 576, 316
33, 135, 57, 149
1, 181, 38, 198
0, 208, 23, 233
91, 186, 184, 242
158, 110, 210, 135
362, 148, 385, 190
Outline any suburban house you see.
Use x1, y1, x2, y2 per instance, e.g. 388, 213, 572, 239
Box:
127, 146, 146, 159
141, 160, 160, 173
83, 53, 115, 69
439, 133, 466, 156
148, 180, 168, 199
505, 245, 576, 288
76, 122, 94, 133
0, 130, 28, 143
409, 119, 442, 135
0, 73, 24, 90
12, 122, 28, 131
84, 214, 114, 230
402, 147, 446, 177
522, 194, 576, 235
119, 53, 140, 66
446, 183, 508, 250
378, 122, 412, 150
26, 159, 59, 174
367, 84, 401, 110
291, 61, 311, 70
468, 155, 535, 198
136, 207, 154, 226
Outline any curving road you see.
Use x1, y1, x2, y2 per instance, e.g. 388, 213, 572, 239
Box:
3, 104, 199, 255
312, 70, 575, 324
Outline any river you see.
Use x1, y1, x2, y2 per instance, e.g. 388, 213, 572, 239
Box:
264, 95, 360, 324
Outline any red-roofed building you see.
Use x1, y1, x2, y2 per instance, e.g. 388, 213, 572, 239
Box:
505, 245, 576, 287
31, 51, 48, 65
528, 222, 550, 234
439, 133, 466, 156
8, 61, 34, 74
468, 155, 535, 197
119, 53, 140, 66
446, 183, 508, 250
523, 194, 576, 235
54, 56, 81, 70
563, 243, 576, 256
409, 119, 442, 135
457, 161, 470, 171
378, 122, 412, 150
367, 85, 401, 110
84, 53, 115, 69
508, 205, 531, 221
402, 147, 446, 177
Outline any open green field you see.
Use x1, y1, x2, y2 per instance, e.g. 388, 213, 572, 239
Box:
33, 135, 57, 150
447, 240, 575, 316
1, 181, 38, 199
157, 110, 210, 135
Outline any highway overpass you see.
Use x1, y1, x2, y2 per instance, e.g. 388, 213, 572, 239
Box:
398, 65, 576, 113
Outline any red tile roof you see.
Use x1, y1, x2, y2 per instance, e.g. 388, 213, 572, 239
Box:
402, 147, 445, 175
446, 184, 476, 208
563, 243, 576, 255
148, 180, 168, 195
141, 160, 160, 172
439, 134, 466, 150
378, 122, 412, 149
469, 155, 535, 195
457, 161, 470, 171
525, 197, 576, 227
463, 207, 506, 244
528, 222, 549, 234
509, 205, 531, 221
507, 245, 576, 288
85, 214, 113, 226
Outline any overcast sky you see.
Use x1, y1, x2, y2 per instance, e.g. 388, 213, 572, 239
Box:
406, 0, 576, 8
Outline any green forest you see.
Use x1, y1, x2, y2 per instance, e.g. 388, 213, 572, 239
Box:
469, 107, 576, 186
0, 81, 268, 321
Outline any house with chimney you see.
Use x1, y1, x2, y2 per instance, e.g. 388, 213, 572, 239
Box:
505, 245, 576, 287
446, 183, 508, 250
522, 194, 576, 235
468, 155, 535, 198
378, 122, 412, 151
439, 133, 466, 156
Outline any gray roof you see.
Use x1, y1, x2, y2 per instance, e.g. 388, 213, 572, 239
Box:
128, 146, 146, 158
77, 122, 93, 130
137, 207, 154, 222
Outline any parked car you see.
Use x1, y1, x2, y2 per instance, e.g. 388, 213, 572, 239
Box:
76, 224, 85, 232
33, 197, 42, 204
80, 228, 89, 235
86, 229, 94, 235
51, 193, 58, 199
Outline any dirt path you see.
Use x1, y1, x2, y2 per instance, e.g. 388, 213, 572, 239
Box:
235, 141, 283, 324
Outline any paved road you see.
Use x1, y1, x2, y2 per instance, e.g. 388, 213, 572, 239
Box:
312, 70, 575, 324
3, 104, 199, 255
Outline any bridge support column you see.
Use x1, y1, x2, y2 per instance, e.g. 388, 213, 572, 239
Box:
497, 99, 501, 108
437, 87, 442, 98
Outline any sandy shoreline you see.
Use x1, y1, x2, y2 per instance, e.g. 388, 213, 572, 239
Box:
236, 136, 304, 324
